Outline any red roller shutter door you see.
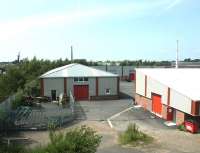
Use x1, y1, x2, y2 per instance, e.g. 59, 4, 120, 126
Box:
129, 73, 135, 81
74, 85, 89, 101
152, 94, 162, 116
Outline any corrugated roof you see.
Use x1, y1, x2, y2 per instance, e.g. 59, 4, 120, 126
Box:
136, 68, 200, 101
40, 63, 118, 78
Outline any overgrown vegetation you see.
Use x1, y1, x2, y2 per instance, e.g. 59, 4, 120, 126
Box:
0, 125, 101, 153
119, 123, 153, 146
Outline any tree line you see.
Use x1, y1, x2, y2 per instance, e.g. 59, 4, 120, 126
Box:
1, 57, 196, 102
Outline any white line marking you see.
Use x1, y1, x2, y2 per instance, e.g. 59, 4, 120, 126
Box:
107, 107, 134, 128
107, 119, 113, 128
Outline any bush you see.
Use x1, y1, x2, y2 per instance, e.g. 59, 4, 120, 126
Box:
11, 89, 25, 109
45, 125, 102, 153
119, 123, 153, 146
0, 143, 26, 153
177, 124, 186, 131
0, 125, 102, 153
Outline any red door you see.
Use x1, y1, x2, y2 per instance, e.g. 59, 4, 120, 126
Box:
74, 85, 89, 101
129, 73, 135, 81
167, 107, 173, 121
152, 94, 162, 116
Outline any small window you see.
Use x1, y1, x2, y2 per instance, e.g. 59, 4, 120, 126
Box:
84, 77, 88, 81
79, 77, 84, 82
105, 89, 111, 95
74, 77, 78, 82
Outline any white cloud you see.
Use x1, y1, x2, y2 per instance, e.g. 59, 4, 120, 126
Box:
166, 0, 182, 10
0, 1, 182, 41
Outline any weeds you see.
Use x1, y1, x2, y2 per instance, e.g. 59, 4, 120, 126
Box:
119, 123, 153, 146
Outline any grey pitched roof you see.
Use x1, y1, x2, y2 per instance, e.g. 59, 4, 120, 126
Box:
40, 63, 118, 78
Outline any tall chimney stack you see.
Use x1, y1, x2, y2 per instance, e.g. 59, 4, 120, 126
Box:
176, 40, 179, 69
17, 52, 20, 63
71, 45, 73, 62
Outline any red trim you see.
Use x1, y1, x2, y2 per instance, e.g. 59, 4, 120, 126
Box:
64, 78, 67, 94
117, 77, 120, 95
96, 77, 98, 96
191, 101, 199, 116
145, 75, 147, 97
167, 87, 170, 106
40, 79, 44, 96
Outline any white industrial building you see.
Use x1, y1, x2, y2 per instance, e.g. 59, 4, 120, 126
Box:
40, 63, 119, 101
135, 68, 200, 125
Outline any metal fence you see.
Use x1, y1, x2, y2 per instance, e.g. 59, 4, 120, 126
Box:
0, 92, 76, 132
0, 95, 15, 112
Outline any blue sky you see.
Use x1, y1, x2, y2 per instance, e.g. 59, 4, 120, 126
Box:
0, 0, 200, 62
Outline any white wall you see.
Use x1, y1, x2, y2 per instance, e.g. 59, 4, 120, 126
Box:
170, 88, 192, 114
136, 71, 145, 96
66, 77, 96, 97
98, 77, 117, 95
66, 78, 73, 96
44, 78, 64, 97
146, 76, 168, 105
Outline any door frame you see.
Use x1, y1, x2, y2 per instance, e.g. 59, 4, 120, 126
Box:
151, 92, 162, 116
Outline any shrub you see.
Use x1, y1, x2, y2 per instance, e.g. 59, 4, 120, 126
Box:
46, 125, 102, 153
0, 144, 26, 153
11, 89, 25, 109
119, 123, 153, 146
1, 125, 101, 153
177, 124, 186, 131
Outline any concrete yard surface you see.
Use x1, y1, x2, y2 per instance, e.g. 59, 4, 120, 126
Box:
110, 107, 200, 153
17, 81, 200, 153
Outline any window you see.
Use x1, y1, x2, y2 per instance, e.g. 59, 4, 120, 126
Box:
79, 77, 83, 82
74, 77, 78, 82
84, 77, 88, 81
74, 77, 88, 82
105, 88, 111, 95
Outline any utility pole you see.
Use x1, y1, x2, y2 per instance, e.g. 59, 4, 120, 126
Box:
176, 40, 179, 68
17, 52, 20, 63
71, 45, 73, 62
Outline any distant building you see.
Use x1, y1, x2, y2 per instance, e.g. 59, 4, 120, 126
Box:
92, 65, 136, 81
171, 61, 200, 68
135, 68, 200, 125
40, 63, 120, 101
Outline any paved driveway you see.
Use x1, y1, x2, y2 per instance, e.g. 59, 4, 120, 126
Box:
119, 81, 135, 99
110, 107, 200, 153
74, 99, 133, 121
74, 81, 135, 121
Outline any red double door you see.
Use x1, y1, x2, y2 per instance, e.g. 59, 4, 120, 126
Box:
74, 85, 89, 101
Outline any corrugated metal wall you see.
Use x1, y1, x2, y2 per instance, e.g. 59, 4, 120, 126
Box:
98, 77, 118, 95
43, 77, 117, 98
170, 88, 192, 114
136, 70, 192, 115
136, 71, 145, 96
147, 76, 168, 105
44, 78, 64, 97
92, 66, 135, 77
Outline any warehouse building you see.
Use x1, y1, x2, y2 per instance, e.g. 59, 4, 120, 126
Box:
40, 63, 119, 101
92, 65, 136, 81
135, 69, 200, 125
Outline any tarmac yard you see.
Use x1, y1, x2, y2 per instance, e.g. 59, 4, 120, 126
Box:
20, 81, 200, 153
